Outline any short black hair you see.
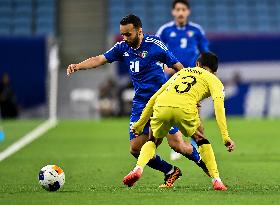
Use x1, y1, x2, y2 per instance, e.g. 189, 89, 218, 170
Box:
172, 0, 190, 9
120, 14, 142, 29
197, 52, 219, 72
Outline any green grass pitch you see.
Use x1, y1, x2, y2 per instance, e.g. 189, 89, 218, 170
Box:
0, 118, 279, 205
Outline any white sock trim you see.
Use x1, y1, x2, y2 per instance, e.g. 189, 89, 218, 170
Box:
134, 165, 143, 173
166, 166, 175, 175
212, 178, 222, 183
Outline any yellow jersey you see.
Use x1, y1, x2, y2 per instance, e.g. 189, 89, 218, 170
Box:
133, 66, 231, 143
156, 67, 224, 109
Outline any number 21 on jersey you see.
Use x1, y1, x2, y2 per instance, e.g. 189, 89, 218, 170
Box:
130, 61, 140, 72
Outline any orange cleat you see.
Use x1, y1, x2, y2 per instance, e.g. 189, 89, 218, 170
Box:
123, 167, 142, 187
159, 166, 182, 188
212, 180, 227, 191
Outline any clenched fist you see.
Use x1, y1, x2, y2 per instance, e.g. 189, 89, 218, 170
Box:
67, 64, 79, 76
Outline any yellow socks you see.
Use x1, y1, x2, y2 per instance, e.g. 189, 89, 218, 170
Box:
137, 141, 156, 168
198, 143, 220, 179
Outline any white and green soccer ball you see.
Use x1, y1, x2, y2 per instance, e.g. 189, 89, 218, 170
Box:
38, 165, 65, 191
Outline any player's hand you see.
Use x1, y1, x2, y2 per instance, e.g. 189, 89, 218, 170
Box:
224, 139, 235, 152
130, 128, 140, 137
67, 64, 79, 76
131, 122, 144, 137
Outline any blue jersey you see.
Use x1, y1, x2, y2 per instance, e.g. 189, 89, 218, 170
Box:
156, 21, 209, 68
104, 34, 178, 106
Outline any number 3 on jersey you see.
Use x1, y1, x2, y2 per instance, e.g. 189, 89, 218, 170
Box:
180, 38, 187, 48
175, 76, 197, 93
130, 61, 140, 72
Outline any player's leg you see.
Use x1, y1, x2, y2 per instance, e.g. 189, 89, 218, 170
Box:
129, 110, 174, 175
196, 105, 221, 179
169, 126, 183, 161
193, 127, 219, 178
167, 129, 201, 163
175, 108, 226, 190
192, 129, 227, 190
124, 133, 165, 187
168, 106, 203, 161
124, 106, 180, 187
168, 104, 203, 161
167, 130, 209, 174
169, 107, 208, 165
124, 122, 170, 187
130, 133, 173, 174
148, 107, 184, 188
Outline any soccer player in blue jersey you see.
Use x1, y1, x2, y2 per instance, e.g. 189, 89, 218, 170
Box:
156, 0, 209, 79
156, 0, 226, 190
67, 14, 204, 188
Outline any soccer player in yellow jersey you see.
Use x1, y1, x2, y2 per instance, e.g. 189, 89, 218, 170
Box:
156, 0, 224, 190
123, 52, 235, 190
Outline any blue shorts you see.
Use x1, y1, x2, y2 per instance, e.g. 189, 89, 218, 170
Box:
129, 106, 179, 140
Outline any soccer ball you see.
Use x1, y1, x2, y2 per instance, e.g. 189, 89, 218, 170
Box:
38, 165, 65, 191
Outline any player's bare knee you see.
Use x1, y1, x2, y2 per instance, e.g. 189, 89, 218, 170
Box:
129, 140, 142, 156
167, 137, 180, 149
169, 142, 180, 153
167, 139, 187, 154
197, 124, 205, 134
192, 130, 206, 142
130, 146, 140, 156
185, 144, 194, 155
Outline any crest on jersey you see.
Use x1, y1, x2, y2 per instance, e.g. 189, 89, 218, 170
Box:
187, 31, 194, 37
123, 52, 129, 56
170, 31, 176, 37
140, 51, 148, 58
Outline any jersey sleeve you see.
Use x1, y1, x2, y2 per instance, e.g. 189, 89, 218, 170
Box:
196, 28, 209, 53
155, 27, 167, 43
157, 41, 179, 67
209, 77, 225, 100
208, 77, 231, 143
103, 42, 123, 63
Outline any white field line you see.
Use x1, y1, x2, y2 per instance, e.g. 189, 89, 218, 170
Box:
0, 119, 57, 162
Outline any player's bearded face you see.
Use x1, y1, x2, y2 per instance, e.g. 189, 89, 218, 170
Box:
127, 30, 140, 48
172, 3, 190, 25
120, 24, 141, 48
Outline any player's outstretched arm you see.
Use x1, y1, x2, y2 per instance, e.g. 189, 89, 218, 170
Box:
213, 97, 235, 152
67, 55, 108, 76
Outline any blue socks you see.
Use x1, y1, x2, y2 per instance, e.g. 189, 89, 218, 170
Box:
191, 137, 198, 150
184, 145, 201, 162
147, 155, 173, 174
132, 153, 173, 175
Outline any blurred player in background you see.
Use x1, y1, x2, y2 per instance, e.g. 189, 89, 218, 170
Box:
157, 0, 210, 161
156, 0, 223, 188
124, 52, 235, 190
67, 14, 205, 188
156, 0, 209, 79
